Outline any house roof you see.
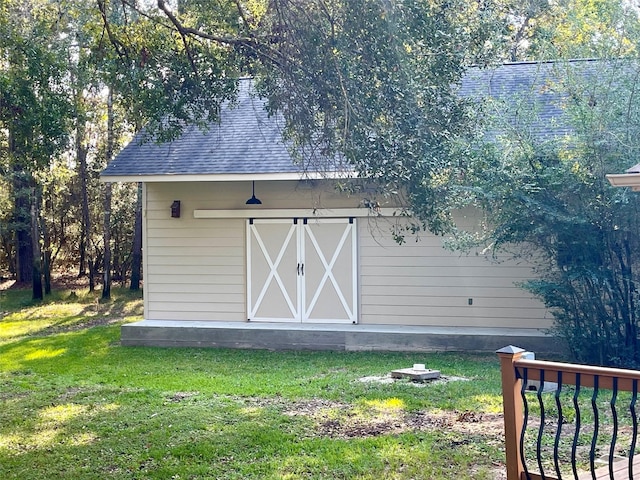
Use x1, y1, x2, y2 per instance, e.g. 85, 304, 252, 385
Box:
102, 61, 592, 182
101, 79, 312, 182
459, 60, 577, 141
607, 163, 640, 190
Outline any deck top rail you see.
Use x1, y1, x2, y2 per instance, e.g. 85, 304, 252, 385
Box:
497, 345, 640, 480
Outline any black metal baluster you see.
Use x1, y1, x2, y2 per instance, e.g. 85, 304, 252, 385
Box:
608, 377, 618, 480
571, 374, 582, 480
553, 371, 564, 480
589, 376, 600, 480
629, 379, 638, 480
536, 370, 547, 479
521, 367, 531, 479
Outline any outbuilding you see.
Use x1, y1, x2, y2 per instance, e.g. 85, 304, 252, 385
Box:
101, 63, 565, 353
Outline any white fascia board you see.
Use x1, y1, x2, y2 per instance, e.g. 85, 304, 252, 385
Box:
100, 171, 357, 183
606, 173, 640, 191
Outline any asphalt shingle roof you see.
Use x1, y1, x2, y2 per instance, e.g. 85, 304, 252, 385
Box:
102, 61, 593, 179
101, 79, 298, 178
459, 60, 579, 141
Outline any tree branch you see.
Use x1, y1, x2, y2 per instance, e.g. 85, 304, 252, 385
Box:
154, 0, 289, 70
156, 0, 252, 47
156, 0, 199, 78
96, 0, 130, 63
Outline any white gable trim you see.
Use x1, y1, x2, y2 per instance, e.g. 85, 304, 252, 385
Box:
100, 171, 356, 183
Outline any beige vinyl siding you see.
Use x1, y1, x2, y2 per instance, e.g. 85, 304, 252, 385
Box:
358, 223, 551, 329
144, 183, 247, 322
143, 180, 354, 322
143, 180, 549, 329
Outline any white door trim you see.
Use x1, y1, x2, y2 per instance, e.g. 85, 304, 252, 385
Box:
247, 219, 299, 322
302, 219, 357, 323
247, 217, 358, 324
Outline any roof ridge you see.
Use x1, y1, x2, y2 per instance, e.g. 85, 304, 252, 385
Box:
490, 58, 622, 67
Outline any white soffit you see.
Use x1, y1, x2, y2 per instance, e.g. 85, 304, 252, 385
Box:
606, 173, 640, 191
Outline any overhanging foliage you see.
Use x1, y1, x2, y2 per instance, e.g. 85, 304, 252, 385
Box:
459, 60, 640, 366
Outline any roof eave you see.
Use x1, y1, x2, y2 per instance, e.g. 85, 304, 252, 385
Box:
606, 173, 640, 191
99, 171, 357, 183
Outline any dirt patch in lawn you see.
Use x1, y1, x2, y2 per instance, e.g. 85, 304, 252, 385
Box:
280, 398, 507, 479
318, 407, 505, 440
239, 395, 504, 441
278, 396, 504, 438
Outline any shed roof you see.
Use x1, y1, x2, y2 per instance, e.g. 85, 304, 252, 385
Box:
459, 59, 577, 141
102, 60, 594, 182
101, 79, 304, 182
607, 162, 640, 190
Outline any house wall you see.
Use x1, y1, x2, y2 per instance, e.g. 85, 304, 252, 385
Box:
143, 180, 354, 322
143, 180, 551, 330
358, 219, 549, 328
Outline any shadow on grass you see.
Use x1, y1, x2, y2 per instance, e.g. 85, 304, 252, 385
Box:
0, 288, 142, 344
0, 326, 120, 373
0, 383, 502, 480
1, 286, 506, 479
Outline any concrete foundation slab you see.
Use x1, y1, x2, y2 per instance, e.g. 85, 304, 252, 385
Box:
121, 320, 565, 355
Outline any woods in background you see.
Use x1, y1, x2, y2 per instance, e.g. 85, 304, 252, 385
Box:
2, 0, 640, 365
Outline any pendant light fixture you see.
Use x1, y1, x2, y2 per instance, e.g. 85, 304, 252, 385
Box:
245, 181, 262, 205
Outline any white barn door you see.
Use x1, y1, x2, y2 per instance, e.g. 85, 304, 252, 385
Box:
301, 218, 357, 323
247, 219, 300, 322
247, 218, 357, 324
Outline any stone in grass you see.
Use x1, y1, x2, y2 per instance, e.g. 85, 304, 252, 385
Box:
391, 364, 441, 382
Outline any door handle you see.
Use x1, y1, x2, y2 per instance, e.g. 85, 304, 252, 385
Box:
301, 263, 304, 276
297, 263, 300, 275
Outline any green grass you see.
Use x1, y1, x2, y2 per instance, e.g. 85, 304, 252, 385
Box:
0, 286, 507, 479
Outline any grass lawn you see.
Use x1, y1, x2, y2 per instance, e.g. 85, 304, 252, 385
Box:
0, 285, 507, 479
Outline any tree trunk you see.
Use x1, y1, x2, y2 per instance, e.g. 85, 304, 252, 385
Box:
31, 189, 43, 300
11, 135, 33, 284
78, 234, 86, 277
15, 209, 33, 284
102, 182, 112, 299
102, 89, 114, 300
43, 251, 51, 295
42, 216, 52, 295
130, 182, 143, 291
78, 138, 94, 292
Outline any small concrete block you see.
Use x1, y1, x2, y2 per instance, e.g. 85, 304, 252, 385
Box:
390, 368, 441, 381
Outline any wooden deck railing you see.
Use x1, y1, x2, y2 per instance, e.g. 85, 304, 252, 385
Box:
497, 346, 640, 480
